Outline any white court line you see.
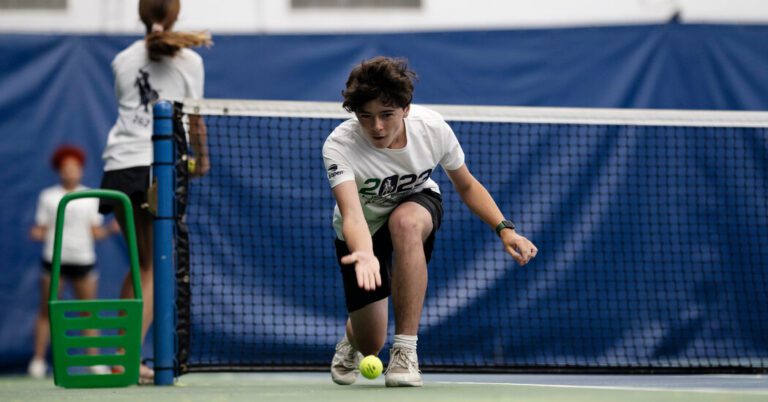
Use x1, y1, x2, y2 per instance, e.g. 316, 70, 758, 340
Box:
433, 381, 768, 395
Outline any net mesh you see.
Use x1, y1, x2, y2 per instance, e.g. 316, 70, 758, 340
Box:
172, 99, 768, 373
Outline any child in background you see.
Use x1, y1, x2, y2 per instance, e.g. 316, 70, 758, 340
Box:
28, 145, 119, 378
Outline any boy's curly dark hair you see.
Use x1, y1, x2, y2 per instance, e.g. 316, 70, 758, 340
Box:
342, 56, 417, 113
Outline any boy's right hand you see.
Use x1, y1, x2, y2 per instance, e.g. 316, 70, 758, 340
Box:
340, 251, 381, 291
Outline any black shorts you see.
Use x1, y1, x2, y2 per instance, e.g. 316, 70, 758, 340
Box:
335, 189, 444, 313
99, 166, 150, 214
42, 260, 95, 280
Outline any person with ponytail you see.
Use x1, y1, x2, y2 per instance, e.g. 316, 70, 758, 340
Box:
99, 0, 211, 383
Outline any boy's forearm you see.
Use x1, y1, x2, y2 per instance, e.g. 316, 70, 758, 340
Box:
342, 217, 374, 254
457, 180, 506, 230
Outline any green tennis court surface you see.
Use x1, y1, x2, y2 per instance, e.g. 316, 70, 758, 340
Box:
2, 373, 767, 401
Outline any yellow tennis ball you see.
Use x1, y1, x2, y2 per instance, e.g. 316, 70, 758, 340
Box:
359, 355, 383, 380
188, 157, 196, 174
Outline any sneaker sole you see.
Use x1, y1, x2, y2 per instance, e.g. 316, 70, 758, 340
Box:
332, 378, 356, 386
385, 379, 423, 387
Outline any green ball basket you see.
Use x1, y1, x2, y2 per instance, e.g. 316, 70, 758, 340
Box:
48, 190, 143, 388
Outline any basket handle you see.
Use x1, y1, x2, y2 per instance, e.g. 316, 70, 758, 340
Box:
49, 189, 142, 302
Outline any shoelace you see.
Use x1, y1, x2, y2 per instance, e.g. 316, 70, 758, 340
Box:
335, 342, 359, 368
385, 347, 419, 374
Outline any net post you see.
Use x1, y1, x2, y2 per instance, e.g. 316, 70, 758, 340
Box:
152, 100, 175, 385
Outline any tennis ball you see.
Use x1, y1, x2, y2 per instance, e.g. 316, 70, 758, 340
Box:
188, 157, 196, 174
359, 355, 383, 380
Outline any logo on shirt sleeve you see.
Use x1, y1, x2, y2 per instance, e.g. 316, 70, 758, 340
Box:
327, 164, 344, 179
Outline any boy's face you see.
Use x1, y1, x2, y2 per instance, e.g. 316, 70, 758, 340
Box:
58, 157, 83, 188
355, 98, 410, 149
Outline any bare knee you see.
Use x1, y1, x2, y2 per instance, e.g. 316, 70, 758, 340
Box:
349, 299, 388, 356
349, 318, 387, 355
388, 211, 429, 245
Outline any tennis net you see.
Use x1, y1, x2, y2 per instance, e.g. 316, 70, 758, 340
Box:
167, 99, 768, 374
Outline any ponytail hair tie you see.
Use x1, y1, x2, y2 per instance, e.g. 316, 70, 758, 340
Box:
151, 22, 164, 33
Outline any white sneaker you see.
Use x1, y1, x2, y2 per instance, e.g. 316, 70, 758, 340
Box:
330, 337, 363, 385
27, 358, 47, 379
385, 345, 422, 387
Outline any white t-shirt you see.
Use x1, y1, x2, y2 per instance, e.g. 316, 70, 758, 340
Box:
322, 105, 465, 240
35, 185, 104, 265
102, 40, 205, 171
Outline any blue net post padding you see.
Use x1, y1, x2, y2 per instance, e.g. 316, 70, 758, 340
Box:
152, 100, 177, 384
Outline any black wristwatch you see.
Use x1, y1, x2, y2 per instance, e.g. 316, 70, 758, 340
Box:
495, 220, 515, 237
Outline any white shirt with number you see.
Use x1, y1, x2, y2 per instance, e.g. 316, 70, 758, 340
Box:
102, 40, 204, 171
35, 185, 104, 265
322, 105, 465, 240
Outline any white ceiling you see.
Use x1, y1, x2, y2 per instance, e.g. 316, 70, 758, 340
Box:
0, 0, 765, 34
